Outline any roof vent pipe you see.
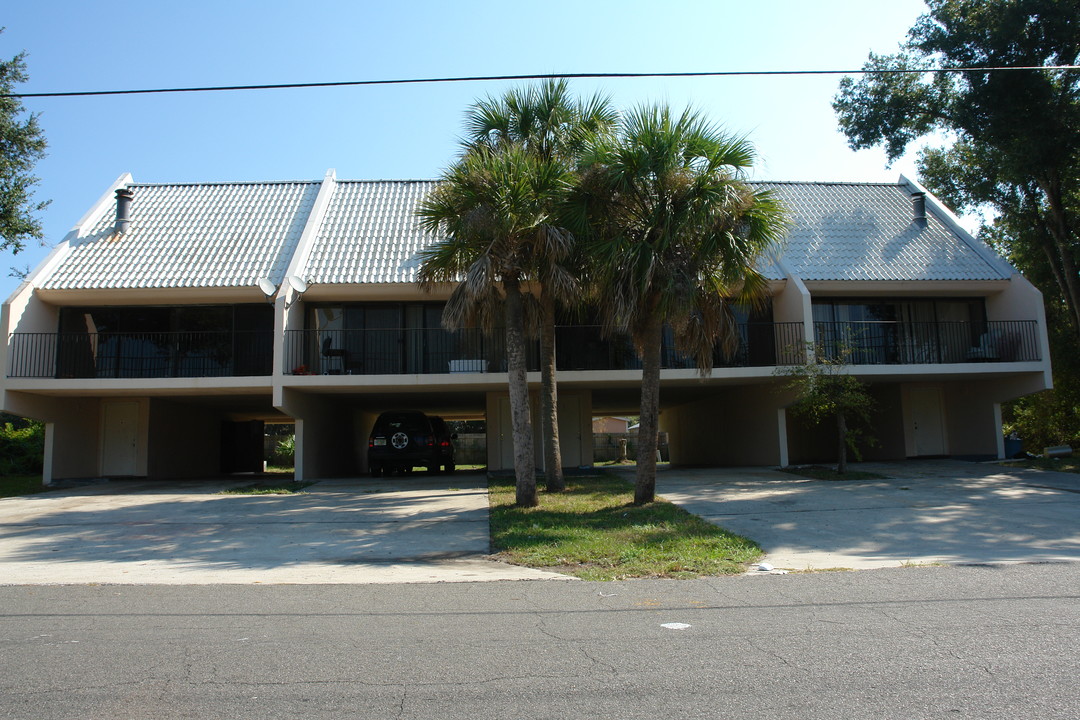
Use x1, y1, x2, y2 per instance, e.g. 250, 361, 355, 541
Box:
115, 188, 134, 233
911, 191, 927, 227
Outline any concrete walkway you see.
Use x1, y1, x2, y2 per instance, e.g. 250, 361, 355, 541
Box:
0, 474, 565, 584
650, 460, 1080, 570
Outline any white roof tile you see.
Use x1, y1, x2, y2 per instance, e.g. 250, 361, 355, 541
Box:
41, 181, 320, 290
301, 181, 436, 285
36, 177, 1012, 292
759, 182, 1010, 281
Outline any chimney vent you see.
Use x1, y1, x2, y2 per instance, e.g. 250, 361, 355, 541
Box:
115, 188, 134, 233
911, 192, 927, 227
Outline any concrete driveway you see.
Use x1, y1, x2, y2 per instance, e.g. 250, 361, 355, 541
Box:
652, 460, 1080, 570
0, 474, 564, 584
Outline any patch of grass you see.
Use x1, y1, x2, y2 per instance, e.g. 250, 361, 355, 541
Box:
220, 481, 313, 495
999, 457, 1080, 474
0, 474, 51, 498
264, 465, 295, 474
488, 472, 762, 581
779, 465, 887, 481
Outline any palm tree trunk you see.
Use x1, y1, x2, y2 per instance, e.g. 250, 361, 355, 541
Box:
504, 275, 537, 506
634, 313, 663, 505
540, 293, 564, 492
836, 412, 848, 475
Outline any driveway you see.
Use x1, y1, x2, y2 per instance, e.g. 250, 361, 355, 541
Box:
652, 460, 1080, 570
0, 474, 564, 584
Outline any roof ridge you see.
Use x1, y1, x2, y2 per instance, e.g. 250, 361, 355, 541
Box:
750, 180, 900, 187
130, 180, 321, 188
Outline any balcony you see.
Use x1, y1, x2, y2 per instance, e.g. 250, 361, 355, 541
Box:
283, 323, 806, 375
6, 331, 274, 379
8, 320, 1034, 380
813, 320, 1041, 365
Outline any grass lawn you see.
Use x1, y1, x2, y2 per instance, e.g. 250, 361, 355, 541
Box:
488, 472, 761, 580
779, 465, 888, 481
999, 457, 1080, 473
0, 474, 51, 498
219, 481, 313, 495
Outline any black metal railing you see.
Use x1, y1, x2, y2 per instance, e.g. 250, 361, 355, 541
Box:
812, 320, 1041, 364
6, 331, 274, 378
283, 322, 806, 375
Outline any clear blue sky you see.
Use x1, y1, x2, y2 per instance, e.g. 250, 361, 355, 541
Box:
2, 0, 933, 299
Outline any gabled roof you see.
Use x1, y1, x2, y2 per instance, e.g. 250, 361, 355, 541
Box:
40, 181, 320, 290
761, 181, 1010, 282
303, 181, 436, 285
30, 173, 1013, 293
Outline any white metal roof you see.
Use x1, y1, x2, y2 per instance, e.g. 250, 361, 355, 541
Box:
32, 175, 1012, 292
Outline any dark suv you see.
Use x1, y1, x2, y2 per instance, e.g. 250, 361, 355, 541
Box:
368, 411, 456, 477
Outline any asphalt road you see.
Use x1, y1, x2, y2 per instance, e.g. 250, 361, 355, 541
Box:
2, 563, 1078, 719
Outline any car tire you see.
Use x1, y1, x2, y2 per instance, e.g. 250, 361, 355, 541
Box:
445, 463, 455, 474
370, 463, 381, 478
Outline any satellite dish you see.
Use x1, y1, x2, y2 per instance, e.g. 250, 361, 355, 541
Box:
288, 277, 310, 295
257, 278, 277, 298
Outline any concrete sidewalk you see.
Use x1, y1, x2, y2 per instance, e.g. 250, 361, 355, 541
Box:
649, 460, 1080, 570
0, 474, 566, 584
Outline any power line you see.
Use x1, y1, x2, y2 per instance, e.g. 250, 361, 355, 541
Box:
4, 66, 1078, 99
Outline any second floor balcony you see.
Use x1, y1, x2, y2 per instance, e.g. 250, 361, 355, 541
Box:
814, 320, 1041, 364
6, 330, 274, 379
4, 319, 1042, 380
283, 323, 807, 376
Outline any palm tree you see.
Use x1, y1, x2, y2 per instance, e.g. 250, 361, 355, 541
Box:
571, 105, 787, 504
461, 80, 617, 492
417, 146, 574, 507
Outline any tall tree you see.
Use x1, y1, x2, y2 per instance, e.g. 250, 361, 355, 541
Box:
1, 33, 49, 257
417, 146, 574, 507
571, 105, 787, 504
462, 80, 617, 492
833, 0, 1080, 334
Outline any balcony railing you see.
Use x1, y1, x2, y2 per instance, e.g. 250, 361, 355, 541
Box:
283, 323, 806, 375
6, 331, 274, 378
813, 320, 1041, 364
8, 320, 1037, 379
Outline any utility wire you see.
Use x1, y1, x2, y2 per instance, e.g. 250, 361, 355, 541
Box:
4, 66, 1079, 99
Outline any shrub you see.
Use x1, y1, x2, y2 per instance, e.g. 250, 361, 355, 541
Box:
273, 435, 295, 464
0, 420, 45, 476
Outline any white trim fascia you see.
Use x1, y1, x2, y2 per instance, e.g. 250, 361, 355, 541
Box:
900, 173, 1013, 279
282, 168, 337, 294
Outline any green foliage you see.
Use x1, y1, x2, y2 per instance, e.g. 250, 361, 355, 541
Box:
0, 419, 44, 476
0, 474, 48, 498
571, 103, 787, 503
220, 481, 311, 495
274, 435, 295, 461
834, 0, 1080, 455
488, 472, 761, 580
0, 32, 49, 255
417, 81, 617, 505
778, 346, 877, 471
833, 0, 1080, 336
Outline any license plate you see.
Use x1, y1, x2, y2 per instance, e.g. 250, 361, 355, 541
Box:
374, 438, 387, 446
